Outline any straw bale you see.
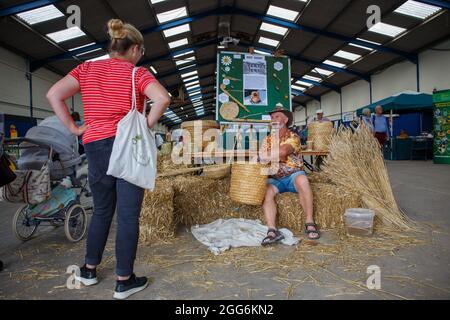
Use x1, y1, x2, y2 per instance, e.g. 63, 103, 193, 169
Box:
139, 179, 176, 244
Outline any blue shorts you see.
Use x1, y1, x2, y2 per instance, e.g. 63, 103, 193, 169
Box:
268, 171, 307, 194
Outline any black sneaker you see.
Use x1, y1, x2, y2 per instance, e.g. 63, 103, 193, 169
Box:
74, 264, 98, 286
113, 274, 148, 300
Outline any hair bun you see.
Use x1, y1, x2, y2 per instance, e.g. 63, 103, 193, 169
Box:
108, 19, 126, 39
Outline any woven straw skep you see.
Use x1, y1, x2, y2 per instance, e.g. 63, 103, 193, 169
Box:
308, 121, 333, 151
230, 163, 269, 205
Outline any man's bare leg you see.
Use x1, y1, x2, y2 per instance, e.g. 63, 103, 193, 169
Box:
262, 184, 278, 230
294, 175, 319, 239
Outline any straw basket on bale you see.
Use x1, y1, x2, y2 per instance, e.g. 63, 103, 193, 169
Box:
230, 163, 268, 205
202, 164, 231, 179
181, 120, 220, 151
308, 121, 333, 151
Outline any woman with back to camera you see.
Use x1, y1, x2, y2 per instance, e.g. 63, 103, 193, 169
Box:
46, 19, 170, 299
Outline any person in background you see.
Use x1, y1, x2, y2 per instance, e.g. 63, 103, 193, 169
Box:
372, 105, 390, 148
46, 18, 170, 299
398, 129, 409, 139
349, 117, 360, 133
314, 110, 330, 123
361, 108, 374, 132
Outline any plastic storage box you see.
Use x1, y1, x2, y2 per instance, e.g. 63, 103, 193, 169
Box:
344, 208, 375, 237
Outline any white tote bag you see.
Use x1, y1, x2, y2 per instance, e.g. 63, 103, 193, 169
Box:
106, 67, 157, 190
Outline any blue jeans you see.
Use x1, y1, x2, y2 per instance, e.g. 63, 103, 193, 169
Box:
84, 137, 145, 277
268, 171, 307, 194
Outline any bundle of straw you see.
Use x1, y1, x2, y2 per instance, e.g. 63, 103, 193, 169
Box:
322, 126, 416, 231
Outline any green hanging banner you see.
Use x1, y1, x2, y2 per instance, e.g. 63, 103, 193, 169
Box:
433, 89, 450, 165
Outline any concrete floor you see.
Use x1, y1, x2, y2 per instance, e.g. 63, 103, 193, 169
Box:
0, 161, 449, 300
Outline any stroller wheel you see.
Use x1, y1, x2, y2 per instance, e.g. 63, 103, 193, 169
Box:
64, 204, 87, 243
12, 205, 38, 241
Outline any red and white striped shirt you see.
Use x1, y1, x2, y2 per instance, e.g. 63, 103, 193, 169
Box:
69, 58, 157, 144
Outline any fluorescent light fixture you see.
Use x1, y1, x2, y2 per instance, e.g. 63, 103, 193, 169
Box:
368, 22, 406, 38
69, 42, 96, 51
47, 26, 86, 43
185, 80, 200, 87
266, 5, 299, 22
183, 76, 198, 83
258, 36, 280, 47
394, 0, 442, 20
150, 0, 167, 4
181, 71, 198, 78
292, 85, 306, 91
260, 22, 288, 36
150, 66, 158, 74
323, 59, 346, 68
303, 75, 322, 82
196, 110, 205, 116
163, 23, 190, 38
168, 38, 188, 49
156, 6, 187, 24
334, 50, 362, 61
295, 80, 313, 87
87, 54, 109, 62
76, 48, 102, 57
217, 45, 225, 49
176, 57, 196, 66
16, 5, 64, 25
254, 49, 270, 56
193, 103, 203, 107
187, 84, 200, 91
313, 68, 334, 76
173, 50, 194, 58
189, 90, 201, 96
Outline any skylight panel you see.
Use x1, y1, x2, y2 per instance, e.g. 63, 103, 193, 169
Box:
47, 26, 86, 43
176, 56, 196, 66
254, 49, 270, 56
368, 22, 406, 38
16, 5, 64, 25
186, 84, 200, 91
323, 59, 346, 68
303, 75, 322, 82
163, 23, 190, 38
150, 0, 167, 4
183, 75, 198, 82
260, 22, 288, 36
189, 90, 201, 96
266, 5, 299, 21
168, 38, 188, 49
295, 80, 313, 87
313, 68, 334, 76
185, 80, 200, 87
394, 0, 442, 20
76, 48, 102, 57
173, 50, 194, 58
181, 71, 197, 79
156, 6, 187, 24
69, 42, 96, 51
258, 36, 280, 47
292, 85, 306, 91
334, 50, 362, 61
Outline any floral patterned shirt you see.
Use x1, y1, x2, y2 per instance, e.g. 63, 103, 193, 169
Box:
261, 130, 304, 179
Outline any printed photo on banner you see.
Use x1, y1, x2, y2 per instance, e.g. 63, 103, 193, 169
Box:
243, 54, 267, 106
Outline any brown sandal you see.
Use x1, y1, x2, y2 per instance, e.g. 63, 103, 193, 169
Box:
305, 223, 321, 240
262, 228, 285, 246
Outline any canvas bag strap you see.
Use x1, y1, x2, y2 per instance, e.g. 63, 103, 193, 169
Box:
131, 67, 138, 112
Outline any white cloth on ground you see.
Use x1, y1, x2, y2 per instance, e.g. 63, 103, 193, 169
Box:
191, 218, 300, 255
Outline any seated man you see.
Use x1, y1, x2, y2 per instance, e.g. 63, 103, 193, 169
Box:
258, 105, 320, 246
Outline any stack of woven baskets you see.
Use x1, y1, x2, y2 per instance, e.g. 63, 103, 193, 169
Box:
181, 120, 220, 152
308, 121, 333, 152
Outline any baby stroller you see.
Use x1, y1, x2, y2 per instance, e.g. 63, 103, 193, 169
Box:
1, 116, 92, 242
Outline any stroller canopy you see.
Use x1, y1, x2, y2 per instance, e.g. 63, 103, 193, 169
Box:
18, 116, 81, 180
